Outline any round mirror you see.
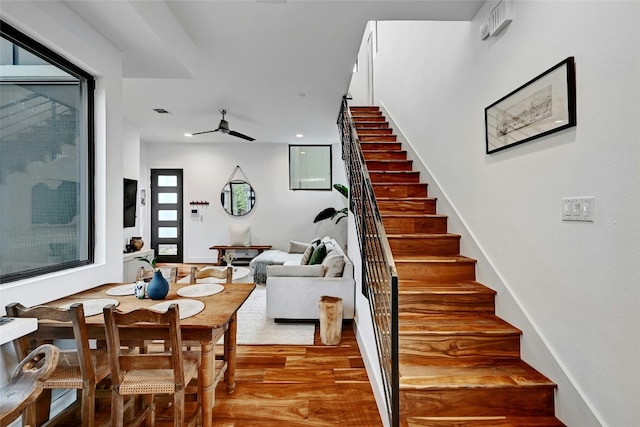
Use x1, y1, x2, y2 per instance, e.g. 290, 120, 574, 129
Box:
221, 180, 255, 216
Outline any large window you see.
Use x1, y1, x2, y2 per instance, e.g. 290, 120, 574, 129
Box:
289, 145, 332, 190
0, 21, 95, 283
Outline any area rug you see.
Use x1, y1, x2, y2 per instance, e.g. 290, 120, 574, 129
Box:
233, 285, 316, 345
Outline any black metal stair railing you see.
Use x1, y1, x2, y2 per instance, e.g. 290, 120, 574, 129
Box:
338, 96, 399, 427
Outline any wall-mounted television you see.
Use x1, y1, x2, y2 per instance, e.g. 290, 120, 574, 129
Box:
123, 178, 137, 228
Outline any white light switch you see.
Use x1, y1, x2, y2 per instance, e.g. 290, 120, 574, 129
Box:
562, 197, 595, 222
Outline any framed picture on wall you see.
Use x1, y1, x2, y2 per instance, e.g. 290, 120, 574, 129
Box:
485, 56, 577, 154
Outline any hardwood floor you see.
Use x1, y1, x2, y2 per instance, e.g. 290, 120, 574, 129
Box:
85, 262, 383, 426
208, 325, 383, 426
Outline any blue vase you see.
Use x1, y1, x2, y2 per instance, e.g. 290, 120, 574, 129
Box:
146, 270, 169, 300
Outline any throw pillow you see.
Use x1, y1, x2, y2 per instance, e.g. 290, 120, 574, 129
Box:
309, 237, 321, 246
322, 253, 345, 277
309, 243, 327, 265
289, 240, 310, 254
300, 244, 315, 265
229, 225, 251, 246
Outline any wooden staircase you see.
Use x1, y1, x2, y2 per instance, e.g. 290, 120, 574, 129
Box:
350, 106, 565, 427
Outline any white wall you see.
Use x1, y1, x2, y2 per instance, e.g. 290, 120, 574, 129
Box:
141, 141, 347, 262
356, 1, 639, 426
0, 0, 124, 379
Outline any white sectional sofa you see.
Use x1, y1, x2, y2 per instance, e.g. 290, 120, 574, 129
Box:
263, 237, 355, 321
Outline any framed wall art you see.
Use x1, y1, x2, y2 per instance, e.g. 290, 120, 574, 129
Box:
485, 56, 576, 154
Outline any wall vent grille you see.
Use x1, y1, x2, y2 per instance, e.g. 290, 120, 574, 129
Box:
489, 0, 514, 36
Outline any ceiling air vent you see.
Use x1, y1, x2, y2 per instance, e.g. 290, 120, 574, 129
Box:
153, 108, 170, 114
488, 0, 514, 37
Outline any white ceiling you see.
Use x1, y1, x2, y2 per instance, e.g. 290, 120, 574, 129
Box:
63, 0, 484, 145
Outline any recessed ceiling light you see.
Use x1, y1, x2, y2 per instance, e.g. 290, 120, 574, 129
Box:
296, 133, 304, 138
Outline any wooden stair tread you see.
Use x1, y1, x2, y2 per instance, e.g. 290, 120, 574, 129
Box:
382, 213, 448, 219
406, 415, 566, 427
399, 360, 556, 389
389, 233, 460, 239
397, 281, 496, 295
399, 315, 521, 335
394, 255, 474, 263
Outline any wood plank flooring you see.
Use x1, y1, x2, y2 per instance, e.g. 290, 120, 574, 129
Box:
84, 262, 383, 426
208, 325, 383, 426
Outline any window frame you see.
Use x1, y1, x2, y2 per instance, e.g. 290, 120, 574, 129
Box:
0, 20, 95, 283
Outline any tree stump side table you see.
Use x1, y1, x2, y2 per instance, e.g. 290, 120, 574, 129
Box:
319, 296, 343, 345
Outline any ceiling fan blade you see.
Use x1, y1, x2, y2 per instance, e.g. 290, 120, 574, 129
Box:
229, 130, 255, 141
190, 128, 221, 136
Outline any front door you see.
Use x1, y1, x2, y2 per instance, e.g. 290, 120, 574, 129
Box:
150, 169, 183, 263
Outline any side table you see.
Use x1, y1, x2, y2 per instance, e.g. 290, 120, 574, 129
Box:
209, 245, 272, 266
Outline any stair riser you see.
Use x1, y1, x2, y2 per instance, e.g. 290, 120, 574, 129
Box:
366, 160, 414, 171
374, 184, 428, 198
389, 236, 460, 256
378, 199, 437, 214
353, 116, 387, 123
362, 151, 408, 161
398, 290, 495, 317
357, 128, 394, 135
351, 110, 383, 119
360, 135, 398, 142
399, 335, 521, 360
354, 122, 389, 129
361, 142, 403, 151
350, 106, 380, 113
395, 261, 476, 283
382, 217, 448, 234
399, 387, 556, 418
370, 171, 421, 183
398, 293, 495, 314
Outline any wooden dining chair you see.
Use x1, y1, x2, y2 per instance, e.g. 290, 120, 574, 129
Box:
5, 302, 111, 427
102, 303, 201, 427
190, 266, 232, 284
0, 344, 60, 427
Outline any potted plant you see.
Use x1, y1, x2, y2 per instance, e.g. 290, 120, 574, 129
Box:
313, 184, 348, 224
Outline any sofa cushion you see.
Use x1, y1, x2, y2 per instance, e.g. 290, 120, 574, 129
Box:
266, 264, 324, 277
309, 243, 327, 265
300, 244, 315, 265
322, 252, 345, 277
289, 240, 310, 254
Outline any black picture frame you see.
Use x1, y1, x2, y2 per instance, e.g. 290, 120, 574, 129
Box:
485, 57, 576, 154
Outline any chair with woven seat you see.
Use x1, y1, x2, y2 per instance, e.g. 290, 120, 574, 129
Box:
5, 302, 111, 427
102, 303, 201, 427
189, 266, 232, 284
0, 344, 60, 427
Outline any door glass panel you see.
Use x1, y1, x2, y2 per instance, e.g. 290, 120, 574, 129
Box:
158, 244, 178, 256
158, 193, 177, 204
158, 175, 177, 187
158, 227, 177, 238
158, 210, 177, 221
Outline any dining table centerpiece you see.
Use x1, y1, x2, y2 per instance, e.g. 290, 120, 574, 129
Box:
136, 255, 169, 300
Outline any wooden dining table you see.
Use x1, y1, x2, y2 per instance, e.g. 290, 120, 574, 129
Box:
28, 281, 255, 427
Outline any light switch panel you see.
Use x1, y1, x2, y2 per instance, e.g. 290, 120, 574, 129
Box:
562, 197, 595, 222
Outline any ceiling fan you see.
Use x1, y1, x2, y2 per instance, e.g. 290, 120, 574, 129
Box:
189, 109, 255, 141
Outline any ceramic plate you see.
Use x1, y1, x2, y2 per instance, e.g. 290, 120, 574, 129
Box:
106, 284, 136, 296
177, 284, 224, 298
59, 298, 119, 317
149, 299, 205, 319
